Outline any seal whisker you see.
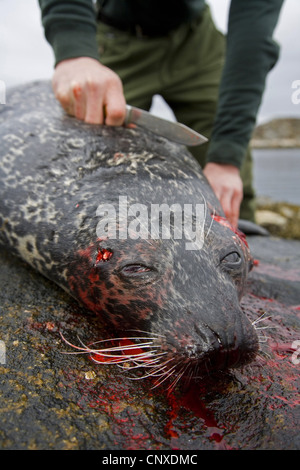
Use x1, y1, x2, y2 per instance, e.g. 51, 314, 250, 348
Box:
252, 312, 272, 326
167, 363, 188, 392
141, 359, 175, 379
150, 364, 179, 389
88, 342, 156, 353
132, 351, 168, 366
85, 336, 159, 347
205, 206, 216, 239
63, 332, 159, 352
150, 360, 177, 378
91, 349, 158, 364
60, 332, 92, 353
254, 325, 277, 330
90, 349, 157, 359
126, 329, 166, 339
128, 358, 175, 381
60, 350, 93, 356
116, 352, 168, 370
257, 334, 271, 343
60, 332, 168, 367
256, 349, 272, 361
180, 362, 196, 389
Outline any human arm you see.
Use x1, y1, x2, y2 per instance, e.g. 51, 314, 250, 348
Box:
38, 0, 126, 125
203, 163, 243, 228
206, 0, 284, 169
204, 0, 284, 225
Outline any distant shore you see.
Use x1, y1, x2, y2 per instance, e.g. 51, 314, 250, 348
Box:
251, 117, 300, 148
250, 119, 300, 239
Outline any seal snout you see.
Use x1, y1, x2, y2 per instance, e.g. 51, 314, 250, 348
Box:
171, 316, 259, 376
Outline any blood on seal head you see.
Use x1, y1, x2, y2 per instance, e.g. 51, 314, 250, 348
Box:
0, 81, 259, 387
66, 208, 258, 384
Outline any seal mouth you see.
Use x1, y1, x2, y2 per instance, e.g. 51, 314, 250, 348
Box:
60, 324, 258, 391
163, 344, 258, 382
191, 345, 257, 375
153, 320, 259, 385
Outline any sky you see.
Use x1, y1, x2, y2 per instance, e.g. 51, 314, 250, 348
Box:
1, 0, 300, 123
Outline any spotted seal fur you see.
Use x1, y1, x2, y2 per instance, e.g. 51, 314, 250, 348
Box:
0, 81, 258, 382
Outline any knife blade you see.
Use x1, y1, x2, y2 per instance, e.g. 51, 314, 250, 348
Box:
124, 105, 208, 147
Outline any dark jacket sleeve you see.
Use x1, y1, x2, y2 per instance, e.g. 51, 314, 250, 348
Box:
38, 0, 100, 65
206, 0, 284, 169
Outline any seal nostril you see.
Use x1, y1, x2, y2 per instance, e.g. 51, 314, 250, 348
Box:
191, 322, 223, 362
194, 323, 209, 345
189, 321, 257, 372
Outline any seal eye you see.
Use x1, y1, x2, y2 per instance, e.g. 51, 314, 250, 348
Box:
221, 251, 241, 267
121, 264, 153, 276
118, 263, 158, 284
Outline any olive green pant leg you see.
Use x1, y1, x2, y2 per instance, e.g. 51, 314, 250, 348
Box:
158, 8, 256, 222
96, 22, 165, 109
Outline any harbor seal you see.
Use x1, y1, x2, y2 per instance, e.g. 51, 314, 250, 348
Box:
0, 81, 258, 384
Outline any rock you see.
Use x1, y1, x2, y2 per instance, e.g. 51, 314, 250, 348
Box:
0, 236, 299, 450
255, 201, 300, 240
256, 210, 287, 227
251, 118, 300, 148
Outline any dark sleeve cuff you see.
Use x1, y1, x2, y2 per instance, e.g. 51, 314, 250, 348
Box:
206, 140, 247, 169
48, 26, 100, 66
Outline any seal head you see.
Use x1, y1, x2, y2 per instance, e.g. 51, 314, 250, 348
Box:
67, 209, 258, 379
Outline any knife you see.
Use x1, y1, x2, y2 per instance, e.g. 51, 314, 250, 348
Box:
124, 105, 208, 147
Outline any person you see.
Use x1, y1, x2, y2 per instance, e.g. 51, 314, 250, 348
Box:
38, 0, 284, 228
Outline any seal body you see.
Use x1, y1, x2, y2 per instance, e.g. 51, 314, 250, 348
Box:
0, 82, 258, 379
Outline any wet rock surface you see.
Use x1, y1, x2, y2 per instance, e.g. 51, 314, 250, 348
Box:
0, 235, 299, 450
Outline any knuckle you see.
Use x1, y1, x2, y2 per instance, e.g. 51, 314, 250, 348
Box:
109, 107, 125, 120
86, 78, 100, 95
55, 89, 69, 106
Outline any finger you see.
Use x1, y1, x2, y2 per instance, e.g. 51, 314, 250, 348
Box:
104, 88, 126, 126
71, 81, 86, 121
219, 189, 233, 223
102, 73, 126, 126
230, 189, 243, 229
85, 81, 104, 124
54, 84, 74, 116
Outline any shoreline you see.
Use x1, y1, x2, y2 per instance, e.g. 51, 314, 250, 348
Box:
251, 140, 300, 149
251, 117, 300, 149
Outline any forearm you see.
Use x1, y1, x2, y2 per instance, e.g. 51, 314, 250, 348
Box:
206, 0, 284, 169
39, 0, 100, 65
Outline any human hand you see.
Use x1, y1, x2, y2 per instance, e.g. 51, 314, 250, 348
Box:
203, 162, 243, 228
52, 57, 126, 125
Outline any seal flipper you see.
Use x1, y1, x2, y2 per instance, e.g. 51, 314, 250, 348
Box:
238, 219, 269, 236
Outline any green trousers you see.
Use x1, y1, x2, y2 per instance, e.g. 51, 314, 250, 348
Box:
96, 6, 255, 221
